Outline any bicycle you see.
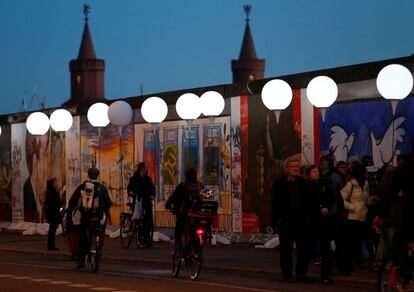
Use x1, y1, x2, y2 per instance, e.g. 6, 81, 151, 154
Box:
377, 226, 414, 291
171, 197, 218, 281
120, 203, 153, 249
87, 215, 104, 273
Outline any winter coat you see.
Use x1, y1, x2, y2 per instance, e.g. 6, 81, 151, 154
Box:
45, 187, 62, 224
340, 179, 371, 222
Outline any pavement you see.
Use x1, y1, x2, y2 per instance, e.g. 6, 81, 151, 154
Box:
0, 230, 377, 288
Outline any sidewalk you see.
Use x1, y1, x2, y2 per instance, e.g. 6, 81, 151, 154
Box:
0, 230, 376, 287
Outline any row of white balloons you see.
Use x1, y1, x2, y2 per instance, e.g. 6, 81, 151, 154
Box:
24, 90, 226, 136
261, 63, 413, 122
22, 63, 413, 136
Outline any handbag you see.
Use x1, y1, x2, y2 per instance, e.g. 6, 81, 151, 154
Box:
132, 199, 143, 221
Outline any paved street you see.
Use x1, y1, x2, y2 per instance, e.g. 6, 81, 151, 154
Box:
0, 231, 376, 291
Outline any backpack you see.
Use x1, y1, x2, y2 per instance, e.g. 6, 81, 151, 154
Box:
80, 181, 102, 211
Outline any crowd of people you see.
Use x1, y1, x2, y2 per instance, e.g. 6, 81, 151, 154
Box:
271, 137, 414, 287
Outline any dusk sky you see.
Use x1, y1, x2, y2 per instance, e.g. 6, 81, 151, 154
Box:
1, 0, 414, 115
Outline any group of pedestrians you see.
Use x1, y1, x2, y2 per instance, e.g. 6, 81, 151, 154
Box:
272, 137, 414, 286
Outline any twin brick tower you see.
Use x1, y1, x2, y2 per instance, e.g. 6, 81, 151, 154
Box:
63, 5, 265, 106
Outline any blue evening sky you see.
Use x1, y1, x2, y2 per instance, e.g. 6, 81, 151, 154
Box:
0, 0, 413, 114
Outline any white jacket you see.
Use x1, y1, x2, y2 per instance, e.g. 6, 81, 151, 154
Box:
340, 179, 371, 222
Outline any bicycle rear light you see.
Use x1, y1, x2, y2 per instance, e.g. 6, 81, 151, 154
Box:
196, 228, 205, 236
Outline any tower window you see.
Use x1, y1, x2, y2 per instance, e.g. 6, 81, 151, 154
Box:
248, 74, 255, 81
76, 75, 81, 88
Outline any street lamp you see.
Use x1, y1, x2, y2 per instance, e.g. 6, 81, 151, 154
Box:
306, 76, 338, 122
26, 112, 50, 135
376, 64, 413, 115
87, 103, 110, 170
261, 79, 293, 123
108, 100, 133, 212
50, 109, 73, 200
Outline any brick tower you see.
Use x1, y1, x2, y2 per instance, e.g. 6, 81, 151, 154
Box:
231, 5, 265, 84
63, 5, 105, 106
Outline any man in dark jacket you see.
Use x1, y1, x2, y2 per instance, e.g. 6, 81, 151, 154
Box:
127, 162, 156, 225
166, 168, 202, 254
68, 167, 111, 268
45, 177, 62, 251
272, 158, 313, 282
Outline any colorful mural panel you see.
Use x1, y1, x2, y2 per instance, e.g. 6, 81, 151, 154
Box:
0, 124, 12, 221
320, 97, 414, 168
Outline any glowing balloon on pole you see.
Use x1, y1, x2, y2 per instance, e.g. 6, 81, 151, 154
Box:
176, 93, 201, 121
200, 91, 225, 117
108, 100, 133, 126
306, 76, 338, 122
261, 79, 293, 123
87, 103, 110, 128
141, 97, 168, 124
376, 64, 413, 115
50, 109, 73, 132
26, 112, 50, 135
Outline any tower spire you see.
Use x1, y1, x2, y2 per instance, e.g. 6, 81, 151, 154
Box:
231, 5, 265, 84
83, 4, 90, 22
63, 4, 105, 106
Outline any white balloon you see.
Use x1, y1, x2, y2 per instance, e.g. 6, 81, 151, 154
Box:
0, 125, 2, 136
200, 91, 225, 117
306, 76, 338, 108
261, 79, 293, 110
26, 112, 50, 135
176, 93, 201, 120
50, 109, 73, 132
108, 101, 133, 126
141, 97, 168, 123
87, 103, 110, 127
377, 64, 413, 100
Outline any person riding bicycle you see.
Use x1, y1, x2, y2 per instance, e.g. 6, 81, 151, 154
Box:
68, 167, 112, 269
373, 138, 414, 288
165, 168, 203, 255
127, 162, 156, 226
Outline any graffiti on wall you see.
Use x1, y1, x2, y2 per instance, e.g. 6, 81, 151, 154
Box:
321, 97, 414, 168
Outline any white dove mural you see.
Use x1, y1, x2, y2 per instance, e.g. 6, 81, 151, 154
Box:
329, 125, 355, 163
369, 116, 406, 168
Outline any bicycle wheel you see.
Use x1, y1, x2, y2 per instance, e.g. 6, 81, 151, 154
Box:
90, 232, 101, 273
187, 241, 203, 281
377, 260, 403, 292
136, 217, 153, 249
172, 253, 182, 278
120, 216, 133, 249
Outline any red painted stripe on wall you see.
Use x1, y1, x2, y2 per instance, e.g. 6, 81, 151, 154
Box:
240, 95, 249, 217
313, 107, 320, 164
292, 89, 301, 140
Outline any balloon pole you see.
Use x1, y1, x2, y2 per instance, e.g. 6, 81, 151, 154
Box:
390, 100, 398, 116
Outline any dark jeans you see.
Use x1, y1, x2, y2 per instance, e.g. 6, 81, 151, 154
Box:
47, 221, 58, 249
279, 222, 310, 279
320, 238, 333, 280
174, 216, 186, 254
343, 220, 364, 271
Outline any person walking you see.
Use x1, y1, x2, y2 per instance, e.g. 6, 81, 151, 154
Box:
306, 165, 336, 285
340, 163, 379, 272
45, 177, 62, 251
271, 158, 313, 282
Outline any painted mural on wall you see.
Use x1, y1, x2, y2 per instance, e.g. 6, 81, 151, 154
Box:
80, 116, 134, 225
135, 118, 231, 230
320, 97, 414, 168
243, 93, 302, 232
65, 116, 81, 207
0, 124, 12, 221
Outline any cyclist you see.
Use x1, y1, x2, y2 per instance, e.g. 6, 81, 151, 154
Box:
68, 167, 111, 269
374, 142, 414, 289
127, 162, 156, 228
165, 168, 203, 255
